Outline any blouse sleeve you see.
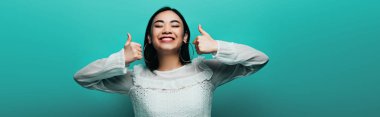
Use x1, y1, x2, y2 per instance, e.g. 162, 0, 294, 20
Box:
73, 48, 134, 95
204, 40, 269, 88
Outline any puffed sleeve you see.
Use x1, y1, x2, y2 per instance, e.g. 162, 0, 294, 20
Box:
73, 48, 134, 95
204, 40, 270, 88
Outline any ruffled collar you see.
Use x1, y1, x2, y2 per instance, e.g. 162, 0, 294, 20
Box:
132, 57, 213, 90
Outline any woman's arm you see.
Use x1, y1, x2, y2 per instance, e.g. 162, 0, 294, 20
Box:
73, 48, 134, 94
193, 25, 269, 88
204, 40, 269, 88
73, 33, 141, 95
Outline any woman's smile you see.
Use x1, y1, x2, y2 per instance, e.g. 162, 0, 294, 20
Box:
159, 35, 176, 42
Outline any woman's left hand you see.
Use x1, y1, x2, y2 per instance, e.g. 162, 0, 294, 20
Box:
193, 24, 218, 54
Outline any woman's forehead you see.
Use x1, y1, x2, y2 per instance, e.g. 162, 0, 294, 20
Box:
153, 11, 182, 23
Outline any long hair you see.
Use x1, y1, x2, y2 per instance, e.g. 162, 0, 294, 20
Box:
143, 7, 191, 72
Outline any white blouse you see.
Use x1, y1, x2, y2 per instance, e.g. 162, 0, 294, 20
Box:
74, 40, 269, 117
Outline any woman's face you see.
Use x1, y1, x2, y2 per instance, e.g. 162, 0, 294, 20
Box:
149, 10, 188, 54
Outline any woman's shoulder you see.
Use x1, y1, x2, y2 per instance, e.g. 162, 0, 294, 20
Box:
132, 64, 154, 77
190, 56, 212, 71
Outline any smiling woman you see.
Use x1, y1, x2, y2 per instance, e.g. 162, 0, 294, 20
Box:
143, 7, 192, 72
73, 6, 269, 117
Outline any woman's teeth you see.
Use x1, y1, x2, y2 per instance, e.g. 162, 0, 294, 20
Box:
160, 37, 175, 42
161, 38, 174, 41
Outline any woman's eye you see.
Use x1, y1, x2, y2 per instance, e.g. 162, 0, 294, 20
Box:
172, 25, 180, 28
154, 25, 163, 28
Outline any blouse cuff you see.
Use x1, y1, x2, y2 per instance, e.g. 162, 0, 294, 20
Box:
211, 40, 239, 65
117, 48, 128, 73
109, 48, 127, 69
121, 48, 130, 67
211, 40, 220, 57
89, 48, 127, 79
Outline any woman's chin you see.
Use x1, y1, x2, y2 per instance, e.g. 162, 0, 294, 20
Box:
156, 46, 179, 53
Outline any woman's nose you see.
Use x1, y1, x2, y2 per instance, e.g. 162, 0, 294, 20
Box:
162, 25, 172, 34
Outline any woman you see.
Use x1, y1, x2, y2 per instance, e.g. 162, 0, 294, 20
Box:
74, 7, 269, 117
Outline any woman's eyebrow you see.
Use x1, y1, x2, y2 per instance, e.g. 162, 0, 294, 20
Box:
153, 20, 180, 24
170, 20, 180, 23
154, 20, 164, 24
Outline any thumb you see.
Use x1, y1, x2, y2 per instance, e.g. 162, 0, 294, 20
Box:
126, 33, 132, 45
198, 24, 209, 36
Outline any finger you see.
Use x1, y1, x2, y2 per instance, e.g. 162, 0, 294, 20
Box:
135, 48, 142, 52
136, 52, 141, 55
137, 55, 142, 59
136, 47, 142, 51
131, 42, 141, 47
135, 49, 142, 54
192, 38, 198, 44
135, 51, 141, 56
126, 33, 132, 45
132, 45, 142, 50
137, 52, 142, 58
136, 55, 141, 60
194, 44, 200, 54
133, 49, 142, 54
196, 48, 201, 55
198, 24, 209, 36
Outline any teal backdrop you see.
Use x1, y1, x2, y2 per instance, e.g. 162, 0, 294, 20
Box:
1, 0, 379, 117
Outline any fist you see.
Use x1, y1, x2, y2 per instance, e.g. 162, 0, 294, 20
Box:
124, 33, 142, 64
193, 24, 218, 54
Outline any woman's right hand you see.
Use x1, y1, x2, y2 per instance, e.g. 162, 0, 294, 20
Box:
124, 33, 142, 64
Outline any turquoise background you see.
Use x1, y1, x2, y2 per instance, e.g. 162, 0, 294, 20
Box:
1, 0, 379, 117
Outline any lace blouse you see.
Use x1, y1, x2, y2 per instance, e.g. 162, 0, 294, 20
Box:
74, 40, 269, 117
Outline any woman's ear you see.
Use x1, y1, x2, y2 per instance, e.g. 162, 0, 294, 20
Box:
183, 33, 188, 43
147, 35, 152, 44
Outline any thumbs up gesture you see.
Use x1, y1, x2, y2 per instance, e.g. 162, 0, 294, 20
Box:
193, 24, 218, 54
124, 33, 142, 64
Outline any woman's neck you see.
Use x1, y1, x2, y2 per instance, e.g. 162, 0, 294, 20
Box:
157, 53, 183, 71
